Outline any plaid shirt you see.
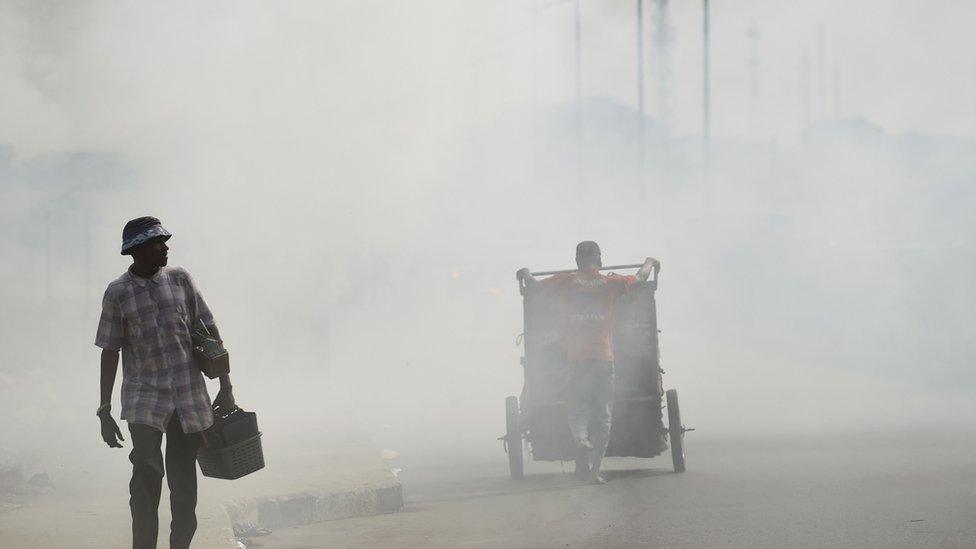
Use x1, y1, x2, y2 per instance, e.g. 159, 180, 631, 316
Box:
95, 266, 215, 433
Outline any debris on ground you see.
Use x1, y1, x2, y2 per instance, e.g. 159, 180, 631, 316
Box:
28, 471, 53, 489
0, 467, 28, 509
0, 467, 29, 500
1, 466, 55, 510
233, 522, 272, 538
0, 467, 25, 493
233, 521, 272, 548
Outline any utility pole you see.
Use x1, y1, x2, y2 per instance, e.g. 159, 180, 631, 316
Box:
574, 0, 582, 101
817, 24, 826, 120
637, 0, 645, 172
574, 0, 584, 187
832, 58, 841, 119
637, 0, 645, 118
747, 24, 760, 138
531, 0, 539, 104
45, 208, 52, 312
702, 0, 711, 141
652, 0, 671, 130
800, 48, 812, 129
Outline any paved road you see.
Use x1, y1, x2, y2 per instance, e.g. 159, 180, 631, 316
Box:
250, 431, 976, 548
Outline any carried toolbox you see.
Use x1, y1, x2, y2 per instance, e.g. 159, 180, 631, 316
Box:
197, 404, 264, 480
190, 320, 231, 379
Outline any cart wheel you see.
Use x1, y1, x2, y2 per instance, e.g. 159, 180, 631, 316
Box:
666, 389, 686, 473
505, 396, 524, 479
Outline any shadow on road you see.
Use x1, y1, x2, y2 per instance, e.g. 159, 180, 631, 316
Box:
403, 466, 673, 509
406, 472, 585, 506
601, 467, 672, 481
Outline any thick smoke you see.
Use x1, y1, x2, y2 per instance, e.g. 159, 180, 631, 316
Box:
0, 0, 974, 476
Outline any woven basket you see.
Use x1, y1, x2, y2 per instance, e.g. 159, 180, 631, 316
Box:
198, 433, 264, 480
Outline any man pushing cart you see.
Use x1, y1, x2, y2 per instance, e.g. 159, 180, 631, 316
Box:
509, 241, 686, 483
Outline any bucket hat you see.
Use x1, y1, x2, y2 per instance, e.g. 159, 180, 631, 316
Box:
121, 216, 171, 255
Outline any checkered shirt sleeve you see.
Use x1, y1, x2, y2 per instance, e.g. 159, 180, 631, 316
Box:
181, 269, 214, 326
95, 288, 124, 350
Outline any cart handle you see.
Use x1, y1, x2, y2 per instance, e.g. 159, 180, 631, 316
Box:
529, 264, 645, 277
518, 259, 661, 295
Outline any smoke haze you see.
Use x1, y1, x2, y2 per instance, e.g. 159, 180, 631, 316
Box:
1, 0, 975, 482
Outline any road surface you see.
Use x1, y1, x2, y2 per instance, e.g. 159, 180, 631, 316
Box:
248, 430, 976, 548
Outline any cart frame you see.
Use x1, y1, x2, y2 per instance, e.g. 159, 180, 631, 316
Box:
502, 260, 687, 478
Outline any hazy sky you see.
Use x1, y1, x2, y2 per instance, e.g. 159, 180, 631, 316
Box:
1, 1, 974, 458
1, 0, 974, 163
477, 0, 976, 137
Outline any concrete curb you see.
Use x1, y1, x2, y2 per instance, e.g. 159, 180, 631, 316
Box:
195, 500, 240, 548
214, 441, 403, 533
225, 477, 402, 530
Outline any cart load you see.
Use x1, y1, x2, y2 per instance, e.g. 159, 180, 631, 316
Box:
502, 260, 688, 478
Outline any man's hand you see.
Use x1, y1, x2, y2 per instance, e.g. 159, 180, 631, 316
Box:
99, 412, 125, 448
516, 268, 538, 285
214, 385, 236, 410
636, 257, 661, 282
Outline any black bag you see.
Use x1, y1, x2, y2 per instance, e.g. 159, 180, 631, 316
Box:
198, 404, 264, 480
191, 320, 230, 379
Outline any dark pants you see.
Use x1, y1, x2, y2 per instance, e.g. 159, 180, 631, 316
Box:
566, 360, 615, 471
128, 413, 200, 549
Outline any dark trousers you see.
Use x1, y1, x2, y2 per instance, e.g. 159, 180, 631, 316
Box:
128, 413, 200, 549
565, 360, 615, 471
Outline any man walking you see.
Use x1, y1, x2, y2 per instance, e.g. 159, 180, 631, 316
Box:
95, 216, 234, 549
518, 241, 657, 484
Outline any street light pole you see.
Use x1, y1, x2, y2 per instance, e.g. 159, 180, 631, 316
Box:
703, 0, 711, 144
637, 0, 645, 173
747, 24, 760, 138
652, 0, 672, 131
574, 0, 583, 187
574, 0, 582, 101
637, 0, 645, 118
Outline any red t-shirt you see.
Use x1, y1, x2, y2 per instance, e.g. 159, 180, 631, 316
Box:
541, 269, 637, 362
